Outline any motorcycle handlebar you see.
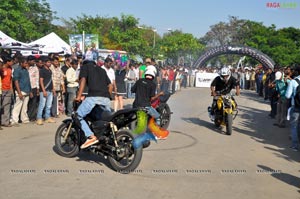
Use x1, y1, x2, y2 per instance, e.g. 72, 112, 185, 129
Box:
211, 92, 237, 97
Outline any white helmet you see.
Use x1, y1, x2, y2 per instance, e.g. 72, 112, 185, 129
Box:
145, 69, 156, 78
219, 66, 231, 81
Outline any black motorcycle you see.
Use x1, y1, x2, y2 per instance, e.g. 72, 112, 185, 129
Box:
54, 102, 143, 173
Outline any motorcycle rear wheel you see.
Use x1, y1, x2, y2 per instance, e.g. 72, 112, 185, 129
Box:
157, 103, 171, 129
108, 129, 143, 173
55, 122, 80, 158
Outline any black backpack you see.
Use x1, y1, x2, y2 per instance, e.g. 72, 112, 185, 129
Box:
294, 79, 300, 108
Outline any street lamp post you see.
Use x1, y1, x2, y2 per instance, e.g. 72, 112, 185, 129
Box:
153, 29, 157, 49
138, 26, 157, 49
138, 26, 172, 58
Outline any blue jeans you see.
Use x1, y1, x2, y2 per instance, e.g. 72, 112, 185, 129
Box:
145, 106, 160, 119
37, 91, 53, 120
77, 97, 111, 137
127, 82, 135, 98
67, 87, 78, 115
290, 108, 300, 148
239, 78, 244, 89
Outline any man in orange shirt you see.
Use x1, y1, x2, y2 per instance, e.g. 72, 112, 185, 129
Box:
1, 56, 14, 127
0, 57, 3, 130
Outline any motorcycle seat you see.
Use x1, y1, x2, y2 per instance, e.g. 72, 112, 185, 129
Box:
101, 108, 139, 122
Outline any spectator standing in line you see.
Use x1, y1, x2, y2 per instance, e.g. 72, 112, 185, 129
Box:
126, 63, 137, 99
50, 56, 65, 117
27, 56, 40, 122
66, 59, 79, 116
61, 55, 72, 115
36, 56, 55, 125
139, 61, 147, 79
168, 66, 175, 93
238, 68, 245, 90
175, 69, 182, 92
1, 56, 14, 127
267, 68, 278, 118
264, 68, 273, 100
285, 66, 300, 151
102, 57, 116, 108
273, 71, 287, 128
160, 65, 169, 94
11, 57, 31, 126
190, 67, 197, 88
114, 61, 127, 111
0, 57, 3, 130
134, 63, 140, 81
250, 68, 256, 90
245, 68, 251, 90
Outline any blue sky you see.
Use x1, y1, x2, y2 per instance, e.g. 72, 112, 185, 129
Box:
47, 0, 300, 38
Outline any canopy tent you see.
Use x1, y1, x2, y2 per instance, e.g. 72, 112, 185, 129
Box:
0, 31, 23, 45
0, 31, 39, 55
29, 32, 71, 55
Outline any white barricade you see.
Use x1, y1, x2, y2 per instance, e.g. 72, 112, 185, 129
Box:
195, 73, 219, 88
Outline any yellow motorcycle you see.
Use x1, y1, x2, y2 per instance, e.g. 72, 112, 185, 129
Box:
209, 93, 238, 135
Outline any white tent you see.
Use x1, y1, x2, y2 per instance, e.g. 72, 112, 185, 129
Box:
0, 31, 39, 55
0, 31, 21, 45
29, 32, 71, 55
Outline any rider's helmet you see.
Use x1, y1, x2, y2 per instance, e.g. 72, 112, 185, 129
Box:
219, 66, 231, 82
145, 69, 156, 79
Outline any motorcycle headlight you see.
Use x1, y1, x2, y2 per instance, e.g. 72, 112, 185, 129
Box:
224, 98, 232, 108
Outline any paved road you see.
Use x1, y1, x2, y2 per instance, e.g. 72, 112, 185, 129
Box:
0, 88, 299, 199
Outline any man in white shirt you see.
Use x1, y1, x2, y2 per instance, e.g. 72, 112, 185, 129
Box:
102, 57, 116, 96
66, 60, 79, 116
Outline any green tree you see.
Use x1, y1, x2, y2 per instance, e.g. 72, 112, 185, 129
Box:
160, 30, 204, 65
0, 0, 57, 42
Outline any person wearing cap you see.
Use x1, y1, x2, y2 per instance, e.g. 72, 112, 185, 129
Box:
1, 56, 14, 127
273, 71, 287, 128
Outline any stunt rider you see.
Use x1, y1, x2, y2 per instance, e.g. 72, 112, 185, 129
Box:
75, 59, 113, 149
131, 69, 164, 149
209, 66, 240, 120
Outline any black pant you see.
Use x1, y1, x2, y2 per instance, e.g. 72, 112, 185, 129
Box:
270, 97, 278, 118
27, 88, 39, 121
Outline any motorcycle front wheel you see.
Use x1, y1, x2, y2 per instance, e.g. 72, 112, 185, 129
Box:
225, 113, 233, 135
108, 129, 143, 173
55, 122, 80, 157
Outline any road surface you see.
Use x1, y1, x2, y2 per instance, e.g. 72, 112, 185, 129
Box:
0, 87, 299, 199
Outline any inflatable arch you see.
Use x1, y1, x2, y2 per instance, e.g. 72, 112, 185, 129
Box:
193, 46, 275, 70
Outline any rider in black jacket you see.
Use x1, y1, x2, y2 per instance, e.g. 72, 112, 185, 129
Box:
209, 66, 240, 120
